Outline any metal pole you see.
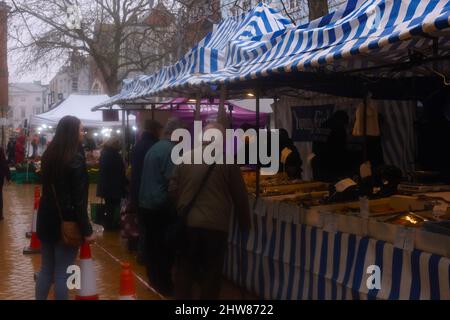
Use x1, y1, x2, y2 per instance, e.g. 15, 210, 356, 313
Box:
362, 92, 368, 162
195, 93, 201, 121
229, 104, 234, 128
121, 109, 126, 159
126, 110, 130, 165
256, 86, 261, 198
218, 85, 228, 128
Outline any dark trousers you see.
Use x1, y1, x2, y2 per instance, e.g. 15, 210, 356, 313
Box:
140, 206, 175, 295
0, 182, 3, 219
104, 198, 121, 230
137, 207, 147, 262
175, 227, 228, 300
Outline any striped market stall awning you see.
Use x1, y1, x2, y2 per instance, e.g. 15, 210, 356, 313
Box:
95, 0, 450, 109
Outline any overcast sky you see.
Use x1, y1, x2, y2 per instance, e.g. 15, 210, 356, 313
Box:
8, 56, 58, 85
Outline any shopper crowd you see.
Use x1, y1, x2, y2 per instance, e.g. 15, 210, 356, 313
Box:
34, 115, 251, 300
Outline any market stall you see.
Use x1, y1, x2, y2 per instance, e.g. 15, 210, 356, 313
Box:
156, 97, 273, 129
28, 94, 136, 183
29, 94, 128, 128
93, 0, 450, 299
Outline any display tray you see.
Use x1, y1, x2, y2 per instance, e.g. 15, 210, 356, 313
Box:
251, 194, 450, 257
398, 183, 450, 194
248, 181, 329, 197
307, 196, 449, 257
266, 191, 329, 207
243, 172, 305, 189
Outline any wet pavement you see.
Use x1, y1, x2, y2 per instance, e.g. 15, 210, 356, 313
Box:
0, 183, 249, 300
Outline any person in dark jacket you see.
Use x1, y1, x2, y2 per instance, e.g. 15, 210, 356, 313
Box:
279, 128, 303, 179
6, 137, 15, 165
312, 111, 351, 182
0, 147, 11, 220
31, 135, 38, 159
97, 136, 127, 230
36, 116, 94, 300
130, 120, 162, 263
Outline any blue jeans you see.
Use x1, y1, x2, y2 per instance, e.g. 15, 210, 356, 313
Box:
35, 241, 79, 300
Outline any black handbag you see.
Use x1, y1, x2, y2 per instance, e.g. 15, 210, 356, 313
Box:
166, 163, 216, 252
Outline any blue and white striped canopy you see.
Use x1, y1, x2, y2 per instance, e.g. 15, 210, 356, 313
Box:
96, 0, 450, 109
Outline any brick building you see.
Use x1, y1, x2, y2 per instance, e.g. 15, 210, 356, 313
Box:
0, 1, 9, 146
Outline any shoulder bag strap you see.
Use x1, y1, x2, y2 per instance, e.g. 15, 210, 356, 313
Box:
181, 163, 216, 220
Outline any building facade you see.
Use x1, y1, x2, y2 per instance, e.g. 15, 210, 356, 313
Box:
48, 52, 92, 107
221, 0, 347, 24
8, 82, 49, 130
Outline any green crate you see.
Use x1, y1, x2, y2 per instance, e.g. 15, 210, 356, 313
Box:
11, 172, 39, 184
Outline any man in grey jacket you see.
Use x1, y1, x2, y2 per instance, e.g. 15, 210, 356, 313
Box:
169, 122, 251, 299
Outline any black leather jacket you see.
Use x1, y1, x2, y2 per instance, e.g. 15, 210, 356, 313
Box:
37, 151, 93, 243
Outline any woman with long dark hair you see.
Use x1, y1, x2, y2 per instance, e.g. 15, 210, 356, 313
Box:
35, 116, 95, 300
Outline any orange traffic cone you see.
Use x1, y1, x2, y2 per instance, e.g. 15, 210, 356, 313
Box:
75, 242, 99, 300
26, 187, 40, 239
23, 187, 41, 254
119, 262, 137, 300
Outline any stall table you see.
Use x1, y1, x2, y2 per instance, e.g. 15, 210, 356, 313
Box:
224, 193, 450, 300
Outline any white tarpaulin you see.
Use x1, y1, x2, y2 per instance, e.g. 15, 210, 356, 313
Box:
30, 94, 133, 128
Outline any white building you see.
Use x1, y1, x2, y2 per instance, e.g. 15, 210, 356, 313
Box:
48, 53, 92, 107
221, 0, 347, 24
8, 82, 49, 129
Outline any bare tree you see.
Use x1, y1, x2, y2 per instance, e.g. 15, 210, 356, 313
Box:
9, 0, 223, 94
9, 0, 179, 95
173, 0, 221, 57
308, 0, 329, 20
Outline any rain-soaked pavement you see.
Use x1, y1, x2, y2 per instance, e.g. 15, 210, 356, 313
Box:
0, 183, 248, 300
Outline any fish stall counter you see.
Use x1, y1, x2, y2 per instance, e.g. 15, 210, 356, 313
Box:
224, 187, 450, 300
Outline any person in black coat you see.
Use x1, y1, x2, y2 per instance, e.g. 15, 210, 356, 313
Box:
0, 147, 10, 220
36, 116, 94, 300
97, 136, 127, 230
312, 111, 351, 182
6, 137, 15, 165
130, 120, 162, 210
130, 120, 162, 263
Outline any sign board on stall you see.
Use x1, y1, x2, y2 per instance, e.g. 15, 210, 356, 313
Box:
291, 105, 334, 142
102, 110, 119, 122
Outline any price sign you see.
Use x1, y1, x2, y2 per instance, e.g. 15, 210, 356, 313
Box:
394, 227, 415, 251
403, 228, 416, 252
321, 212, 338, 234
